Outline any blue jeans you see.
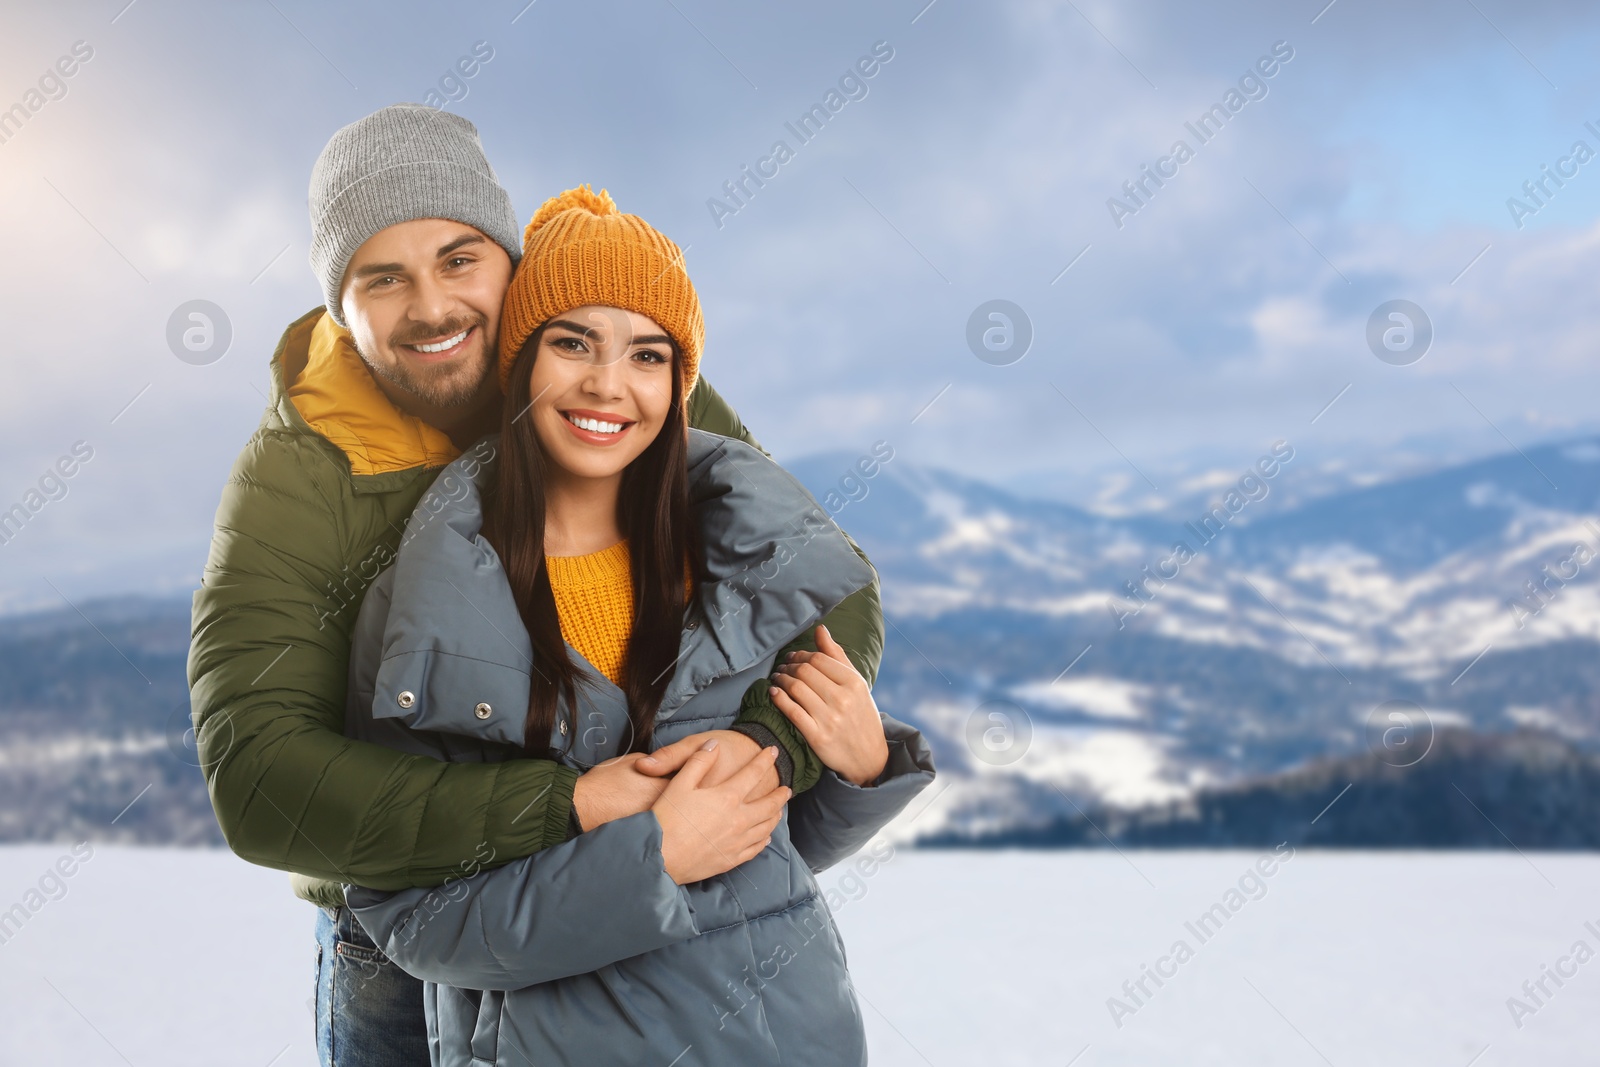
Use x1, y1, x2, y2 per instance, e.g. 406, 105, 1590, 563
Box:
314, 905, 431, 1066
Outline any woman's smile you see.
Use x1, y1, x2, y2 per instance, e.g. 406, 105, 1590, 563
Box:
559, 407, 636, 445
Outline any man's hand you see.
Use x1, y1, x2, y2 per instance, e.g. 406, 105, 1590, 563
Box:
637, 729, 778, 793
571, 752, 672, 831
653, 739, 789, 885
768, 623, 889, 787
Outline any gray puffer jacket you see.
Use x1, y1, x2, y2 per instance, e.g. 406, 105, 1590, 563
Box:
343, 429, 936, 1067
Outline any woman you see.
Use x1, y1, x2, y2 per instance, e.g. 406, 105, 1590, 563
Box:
342, 186, 935, 1065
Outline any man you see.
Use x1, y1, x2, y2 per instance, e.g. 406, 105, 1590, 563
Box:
187, 104, 885, 1065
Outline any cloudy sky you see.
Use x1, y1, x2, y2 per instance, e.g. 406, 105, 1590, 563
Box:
0, 0, 1597, 610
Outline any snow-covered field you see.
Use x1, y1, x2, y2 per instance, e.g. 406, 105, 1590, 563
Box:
1, 845, 1596, 1065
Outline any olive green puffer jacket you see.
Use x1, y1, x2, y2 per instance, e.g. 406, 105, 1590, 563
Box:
187, 308, 884, 909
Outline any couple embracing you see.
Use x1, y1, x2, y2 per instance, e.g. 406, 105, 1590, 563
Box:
187, 103, 935, 1066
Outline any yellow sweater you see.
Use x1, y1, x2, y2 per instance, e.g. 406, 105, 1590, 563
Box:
546, 540, 636, 686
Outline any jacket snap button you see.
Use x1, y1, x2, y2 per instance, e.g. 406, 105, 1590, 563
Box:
558, 719, 569, 736
396, 691, 415, 709
686, 619, 698, 630
474, 703, 492, 719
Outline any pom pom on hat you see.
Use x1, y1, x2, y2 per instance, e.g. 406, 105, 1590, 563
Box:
522, 184, 617, 246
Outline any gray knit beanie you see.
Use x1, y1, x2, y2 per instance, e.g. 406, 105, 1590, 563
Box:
308, 104, 521, 326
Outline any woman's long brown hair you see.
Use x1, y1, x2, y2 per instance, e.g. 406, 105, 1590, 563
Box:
482, 322, 700, 760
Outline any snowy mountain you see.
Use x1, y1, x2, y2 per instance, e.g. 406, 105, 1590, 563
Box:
791, 437, 1600, 671
0, 596, 220, 846
4, 438, 1600, 848
786, 437, 1600, 843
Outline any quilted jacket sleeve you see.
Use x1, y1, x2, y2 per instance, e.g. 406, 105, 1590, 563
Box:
785, 711, 936, 873
188, 428, 579, 892
345, 810, 698, 990
687, 377, 886, 794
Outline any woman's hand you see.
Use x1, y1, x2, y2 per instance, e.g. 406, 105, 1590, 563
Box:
571, 752, 671, 831
636, 729, 776, 791
769, 624, 889, 787
652, 739, 790, 885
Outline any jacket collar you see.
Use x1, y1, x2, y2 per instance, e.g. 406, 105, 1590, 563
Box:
267, 307, 461, 480
671, 433, 870, 713
378, 428, 876, 742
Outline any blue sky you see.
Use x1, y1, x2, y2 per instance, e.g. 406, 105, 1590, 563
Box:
0, 0, 1597, 610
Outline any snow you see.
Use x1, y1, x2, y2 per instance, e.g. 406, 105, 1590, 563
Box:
0, 845, 312, 1066
837, 850, 1600, 1067
0, 731, 167, 768
1003, 728, 1190, 807
902, 700, 1191, 812
2, 846, 1598, 1065
1008, 676, 1151, 720
902, 692, 1211, 823
1507, 706, 1569, 733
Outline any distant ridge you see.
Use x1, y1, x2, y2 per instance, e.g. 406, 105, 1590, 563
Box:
918, 729, 1600, 849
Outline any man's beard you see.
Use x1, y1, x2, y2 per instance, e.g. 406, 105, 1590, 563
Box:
361, 313, 494, 410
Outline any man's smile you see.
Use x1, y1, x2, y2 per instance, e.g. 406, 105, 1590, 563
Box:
399, 326, 475, 362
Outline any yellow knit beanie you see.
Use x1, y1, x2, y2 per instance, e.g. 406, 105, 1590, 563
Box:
498, 185, 703, 396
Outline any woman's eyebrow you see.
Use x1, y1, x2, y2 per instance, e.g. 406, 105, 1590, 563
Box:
545, 320, 671, 347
